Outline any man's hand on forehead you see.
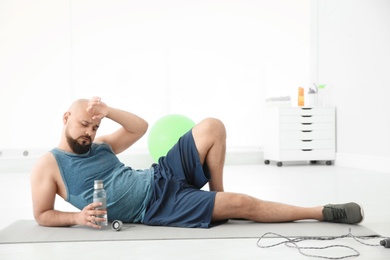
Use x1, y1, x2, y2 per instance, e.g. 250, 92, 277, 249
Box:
86, 97, 108, 120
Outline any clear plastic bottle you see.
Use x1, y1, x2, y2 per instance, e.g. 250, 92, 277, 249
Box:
93, 180, 108, 226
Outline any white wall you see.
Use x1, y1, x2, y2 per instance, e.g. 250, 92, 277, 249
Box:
0, 0, 311, 158
1, 1, 388, 173
313, 0, 390, 172
0, 1, 72, 152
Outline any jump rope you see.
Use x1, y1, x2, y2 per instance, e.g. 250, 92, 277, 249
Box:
256, 227, 390, 259
111, 220, 389, 258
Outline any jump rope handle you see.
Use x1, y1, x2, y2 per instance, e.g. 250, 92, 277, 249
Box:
380, 239, 390, 248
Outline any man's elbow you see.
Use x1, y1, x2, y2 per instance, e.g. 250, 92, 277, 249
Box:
33, 210, 54, 227
142, 121, 149, 135
33, 211, 47, 226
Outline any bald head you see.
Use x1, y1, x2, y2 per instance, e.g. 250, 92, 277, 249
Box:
68, 99, 89, 114
65, 98, 102, 126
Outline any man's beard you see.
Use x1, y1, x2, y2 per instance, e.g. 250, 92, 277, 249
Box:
66, 133, 92, 154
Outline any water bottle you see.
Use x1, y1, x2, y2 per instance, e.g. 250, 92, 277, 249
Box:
93, 180, 108, 226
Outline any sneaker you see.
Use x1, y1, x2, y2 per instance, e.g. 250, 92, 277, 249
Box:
322, 202, 364, 224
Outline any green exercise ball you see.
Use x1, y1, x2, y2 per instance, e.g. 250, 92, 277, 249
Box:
148, 114, 196, 162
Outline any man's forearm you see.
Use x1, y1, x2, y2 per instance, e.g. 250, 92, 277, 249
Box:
35, 209, 78, 227
97, 107, 148, 154
106, 107, 148, 135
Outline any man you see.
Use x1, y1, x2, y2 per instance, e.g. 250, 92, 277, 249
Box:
31, 97, 364, 229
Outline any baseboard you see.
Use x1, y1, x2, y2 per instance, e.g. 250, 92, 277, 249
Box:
107, 147, 264, 168
0, 149, 47, 174
0, 147, 264, 173
335, 153, 390, 173
4, 148, 386, 174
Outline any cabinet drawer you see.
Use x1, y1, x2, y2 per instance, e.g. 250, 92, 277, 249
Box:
281, 130, 335, 140
280, 139, 335, 149
280, 115, 335, 124
280, 122, 334, 131
279, 107, 335, 116
278, 149, 336, 161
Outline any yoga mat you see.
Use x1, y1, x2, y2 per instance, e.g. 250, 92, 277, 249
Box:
0, 219, 379, 244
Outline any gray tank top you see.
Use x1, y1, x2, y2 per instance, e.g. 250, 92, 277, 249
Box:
50, 143, 154, 223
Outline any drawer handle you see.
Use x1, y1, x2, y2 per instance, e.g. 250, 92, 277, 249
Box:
301, 123, 312, 125
301, 108, 312, 110
301, 115, 312, 118
301, 130, 312, 133
301, 140, 313, 142
302, 149, 313, 151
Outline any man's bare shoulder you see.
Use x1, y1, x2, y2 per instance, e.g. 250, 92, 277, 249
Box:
30, 151, 68, 197
31, 152, 58, 177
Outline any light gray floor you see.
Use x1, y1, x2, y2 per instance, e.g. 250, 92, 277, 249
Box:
1, 163, 390, 259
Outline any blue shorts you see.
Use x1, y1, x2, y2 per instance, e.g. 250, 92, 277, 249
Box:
143, 129, 217, 228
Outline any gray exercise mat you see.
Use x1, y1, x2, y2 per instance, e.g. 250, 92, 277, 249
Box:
0, 219, 379, 244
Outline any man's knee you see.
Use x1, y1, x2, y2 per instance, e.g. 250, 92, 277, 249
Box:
213, 193, 254, 220
197, 118, 226, 138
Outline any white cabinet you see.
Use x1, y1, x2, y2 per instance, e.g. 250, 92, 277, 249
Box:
263, 106, 335, 166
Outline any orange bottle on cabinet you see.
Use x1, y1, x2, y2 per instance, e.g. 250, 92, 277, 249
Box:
298, 87, 304, 106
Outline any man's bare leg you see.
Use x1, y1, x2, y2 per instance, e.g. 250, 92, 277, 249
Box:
212, 192, 324, 222
192, 118, 226, 192
192, 118, 323, 221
